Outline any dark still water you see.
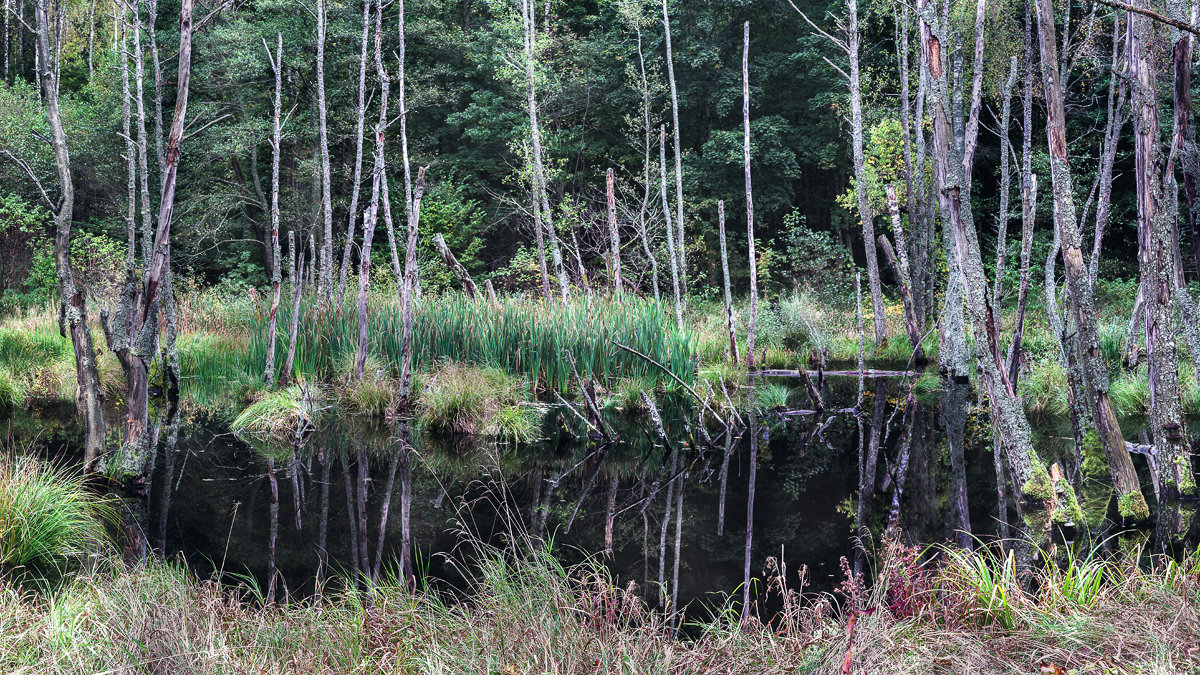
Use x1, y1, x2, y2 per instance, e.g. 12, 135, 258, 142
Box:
5, 375, 1196, 614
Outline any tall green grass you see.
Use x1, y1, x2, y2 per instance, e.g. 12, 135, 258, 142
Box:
0, 455, 111, 570
241, 294, 696, 393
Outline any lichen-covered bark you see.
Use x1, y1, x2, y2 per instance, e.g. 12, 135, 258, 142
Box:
335, 0, 372, 308
1035, 0, 1145, 515
743, 23, 758, 373
718, 200, 738, 365
263, 34, 282, 388
1129, 5, 1197, 501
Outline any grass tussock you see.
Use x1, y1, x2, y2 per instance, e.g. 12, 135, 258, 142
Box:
230, 385, 316, 441
0, 455, 111, 571
418, 363, 539, 441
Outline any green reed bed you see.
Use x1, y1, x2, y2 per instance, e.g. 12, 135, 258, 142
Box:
239, 294, 696, 394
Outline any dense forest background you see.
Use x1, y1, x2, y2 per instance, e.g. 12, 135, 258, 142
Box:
0, 0, 1150, 311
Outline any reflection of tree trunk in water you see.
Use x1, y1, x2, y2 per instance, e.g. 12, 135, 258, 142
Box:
266, 458, 279, 604
340, 451, 360, 589
604, 474, 618, 555
741, 405, 758, 620
537, 467, 558, 540
315, 450, 331, 601
942, 381, 972, 548
289, 451, 302, 530
355, 447, 370, 585
399, 440, 413, 584
717, 431, 734, 536
657, 449, 677, 608
530, 466, 545, 533
564, 461, 602, 533
156, 405, 180, 554
670, 470, 684, 619
371, 455, 399, 583
885, 401, 915, 536
856, 381, 885, 576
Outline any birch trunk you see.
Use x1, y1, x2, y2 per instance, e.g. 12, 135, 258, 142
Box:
523, 0, 568, 301
606, 168, 622, 296
718, 200, 738, 364
1035, 0, 1145, 514
264, 34, 282, 388
848, 0, 886, 345
896, 4, 922, 322
147, 0, 164, 179
660, 0, 685, 296
131, 0, 153, 268
1129, 5, 1197, 500
884, 185, 922, 356
336, 0, 372, 308
659, 126, 683, 328
743, 22, 757, 373
919, 0, 1047, 501
357, 0, 388, 382
634, 22, 659, 301
34, 0, 106, 468
281, 239, 303, 387
316, 0, 334, 298
398, 167, 426, 407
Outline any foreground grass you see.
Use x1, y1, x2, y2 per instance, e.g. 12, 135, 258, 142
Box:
1, 534, 1197, 674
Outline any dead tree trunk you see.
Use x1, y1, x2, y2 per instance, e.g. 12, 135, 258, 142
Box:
357, 0, 388, 382
131, 0, 153, 268
1006, 174, 1036, 385
281, 237, 303, 387
633, 21, 660, 301
919, 0, 1048, 502
523, 0, 568, 302
743, 22, 757, 373
718, 200, 738, 364
33, 0, 105, 468
849, 0, 885, 345
316, 0, 334, 299
336, 0, 372, 308
993, 56, 1017, 308
660, 0, 685, 296
264, 34, 283, 387
1129, 4, 1197, 500
1090, 15, 1128, 290
398, 166, 426, 408
434, 233, 480, 300
606, 168, 622, 296
1035, 0, 1146, 514
884, 185, 922, 356
658, 126, 683, 328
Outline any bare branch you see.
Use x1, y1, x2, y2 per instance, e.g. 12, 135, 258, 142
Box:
784, 0, 849, 52
2, 150, 55, 210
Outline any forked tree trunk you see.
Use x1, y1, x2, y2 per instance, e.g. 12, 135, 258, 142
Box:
606, 168, 622, 296
336, 0, 373, 308
34, 0, 106, 468
743, 22, 757, 373
919, 0, 1047, 501
717, 200, 738, 364
357, 0, 388, 382
264, 34, 283, 388
1035, 0, 1145, 513
1129, 5, 1197, 500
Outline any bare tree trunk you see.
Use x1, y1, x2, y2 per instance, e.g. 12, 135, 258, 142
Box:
606, 168, 622, 296
523, 0, 568, 301
398, 167, 426, 407
1129, 4, 1197, 500
131, 0, 153, 268
884, 186, 922, 356
920, 0, 1047, 501
281, 240, 303, 387
718, 200, 738, 364
660, 0, 685, 297
357, 0, 388, 382
316, 0, 334, 299
1006, 175, 1036, 385
336, 0, 373, 308
1090, 16, 1128, 291
264, 34, 283, 388
120, 8, 134, 267
33, 0, 105, 468
1036, 0, 1145, 514
658, 126, 683, 328
147, 0, 164, 179
743, 22, 757, 373
993, 56, 1018, 308
896, 4, 922, 322
634, 22, 659, 301
434, 233, 480, 300
531, 180, 551, 301
86, 0, 94, 78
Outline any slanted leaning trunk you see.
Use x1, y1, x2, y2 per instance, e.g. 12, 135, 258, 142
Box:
434, 233, 480, 300
1035, 0, 1146, 514
919, 0, 1049, 502
34, 0, 105, 468
884, 185, 922, 357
